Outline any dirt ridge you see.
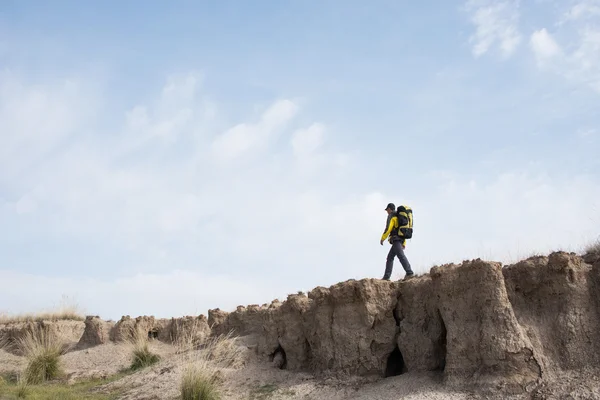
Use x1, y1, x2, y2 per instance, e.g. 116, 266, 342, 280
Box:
1, 251, 598, 395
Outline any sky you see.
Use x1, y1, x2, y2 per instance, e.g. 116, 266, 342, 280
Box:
1, 0, 599, 320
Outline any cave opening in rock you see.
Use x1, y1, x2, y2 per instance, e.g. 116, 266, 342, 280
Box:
271, 344, 287, 370
384, 345, 406, 377
305, 339, 313, 366
392, 307, 401, 327
436, 311, 447, 372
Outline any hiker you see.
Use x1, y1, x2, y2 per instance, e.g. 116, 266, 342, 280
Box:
380, 203, 414, 281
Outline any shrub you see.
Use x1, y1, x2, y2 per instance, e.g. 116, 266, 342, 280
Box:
585, 239, 600, 256
179, 331, 244, 400
180, 365, 220, 400
173, 317, 208, 355
17, 327, 66, 384
130, 343, 161, 371
127, 326, 160, 371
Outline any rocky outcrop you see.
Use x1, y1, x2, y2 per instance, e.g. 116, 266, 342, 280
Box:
207, 251, 598, 393
3, 250, 599, 396
170, 315, 211, 346
110, 315, 171, 342
430, 260, 540, 390
109, 315, 210, 345
503, 253, 600, 378
210, 279, 399, 376
396, 275, 445, 373
76, 316, 115, 349
0, 320, 85, 355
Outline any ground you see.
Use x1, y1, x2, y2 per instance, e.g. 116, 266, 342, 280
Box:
0, 339, 478, 400
2, 335, 600, 399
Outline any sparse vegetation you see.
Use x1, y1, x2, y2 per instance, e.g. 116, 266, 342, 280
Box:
10, 327, 67, 385
250, 384, 278, 399
180, 365, 220, 400
0, 373, 128, 399
200, 332, 245, 369
584, 239, 600, 258
173, 317, 208, 355
0, 296, 84, 325
127, 325, 160, 371
15, 378, 28, 399
249, 383, 296, 400
178, 329, 245, 400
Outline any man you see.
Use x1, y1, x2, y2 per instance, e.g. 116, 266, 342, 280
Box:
380, 203, 414, 281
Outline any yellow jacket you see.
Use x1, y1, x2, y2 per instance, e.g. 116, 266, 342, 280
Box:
381, 215, 406, 245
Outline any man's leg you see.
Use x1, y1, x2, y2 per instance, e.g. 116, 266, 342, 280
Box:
383, 244, 397, 280
393, 240, 413, 276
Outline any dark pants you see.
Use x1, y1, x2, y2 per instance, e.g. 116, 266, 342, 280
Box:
383, 240, 413, 280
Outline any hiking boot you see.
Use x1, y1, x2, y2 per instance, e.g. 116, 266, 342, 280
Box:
403, 273, 415, 281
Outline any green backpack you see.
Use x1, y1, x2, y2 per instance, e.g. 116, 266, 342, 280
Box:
396, 205, 413, 239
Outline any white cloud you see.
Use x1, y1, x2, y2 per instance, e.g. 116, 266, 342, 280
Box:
120, 72, 212, 152
211, 99, 298, 162
529, 6, 600, 94
530, 28, 562, 61
291, 123, 325, 158
569, 28, 600, 92
15, 195, 37, 214
563, 0, 600, 21
0, 71, 89, 185
466, 0, 521, 58
408, 172, 600, 266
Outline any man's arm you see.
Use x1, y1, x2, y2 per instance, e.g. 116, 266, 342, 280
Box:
380, 216, 397, 244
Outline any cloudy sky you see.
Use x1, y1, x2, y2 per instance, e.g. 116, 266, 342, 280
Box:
1, 0, 599, 320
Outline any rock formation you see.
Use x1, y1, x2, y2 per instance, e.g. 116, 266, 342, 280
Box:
109, 314, 210, 345
0, 320, 84, 355
76, 316, 114, 349
206, 251, 599, 392
2, 250, 599, 396
503, 252, 600, 378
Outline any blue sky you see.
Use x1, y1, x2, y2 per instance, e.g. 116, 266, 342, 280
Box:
1, 0, 599, 319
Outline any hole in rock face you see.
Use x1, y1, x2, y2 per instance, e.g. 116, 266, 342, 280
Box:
304, 339, 313, 366
271, 344, 287, 370
148, 329, 159, 340
393, 307, 401, 327
384, 346, 406, 377
436, 311, 447, 372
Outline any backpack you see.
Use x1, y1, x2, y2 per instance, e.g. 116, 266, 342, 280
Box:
396, 205, 413, 239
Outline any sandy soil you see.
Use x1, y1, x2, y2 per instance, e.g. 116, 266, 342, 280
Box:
94, 345, 479, 400
2, 340, 600, 400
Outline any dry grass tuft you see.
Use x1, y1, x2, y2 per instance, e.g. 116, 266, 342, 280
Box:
584, 239, 600, 257
200, 332, 245, 369
179, 331, 245, 400
0, 295, 84, 325
180, 365, 221, 400
173, 317, 209, 355
13, 327, 67, 385
127, 325, 160, 371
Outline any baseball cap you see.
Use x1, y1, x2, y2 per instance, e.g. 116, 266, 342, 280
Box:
385, 203, 395, 211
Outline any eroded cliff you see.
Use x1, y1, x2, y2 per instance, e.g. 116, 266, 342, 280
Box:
1, 251, 598, 395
